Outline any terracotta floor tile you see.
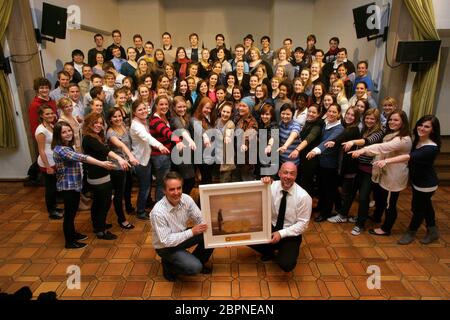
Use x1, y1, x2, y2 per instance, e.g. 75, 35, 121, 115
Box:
103, 263, 127, 276
151, 281, 174, 296
418, 262, 450, 277
0, 247, 15, 259
316, 263, 341, 276
349, 277, 383, 296
238, 263, 258, 277
121, 281, 146, 297
428, 247, 450, 260
380, 247, 410, 260
341, 262, 368, 276
210, 282, 232, 297
293, 263, 314, 277
264, 263, 286, 276
310, 246, 334, 260
130, 263, 152, 276
325, 281, 352, 297
61, 281, 89, 297
212, 263, 231, 276
180, 281, 203, 297
382, 281, 414, 297
332, 247, 362, 260
239, 281, 262, 297
33, 282, 61, 297
22, 263, 51, 276
136, 248, 156, 259
297, 281, 322, 297
267, 281, 292, 297
49, 263, 73, 276
0, 263, 24, 276
356, 247, 385, 259
409, 281, 443, 297
304, 233, 325, 246
80, 263, 102, 276
393, 262, 429, 277
91, 281, 118, 297
86, 247, 110, 259
12, 247, 39, 259
213, 248, 231, 260
113, 247, 135, 259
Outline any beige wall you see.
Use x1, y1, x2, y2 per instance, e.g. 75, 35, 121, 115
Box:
30, 0, 120, 84
32, 0, 386, 82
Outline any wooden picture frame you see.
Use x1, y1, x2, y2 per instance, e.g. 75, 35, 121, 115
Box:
199, 181, 272, 249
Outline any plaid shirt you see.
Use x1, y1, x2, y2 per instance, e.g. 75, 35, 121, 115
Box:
53, 145, 88, 192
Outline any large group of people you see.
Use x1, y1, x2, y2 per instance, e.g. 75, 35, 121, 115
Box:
28, 29, 441, 280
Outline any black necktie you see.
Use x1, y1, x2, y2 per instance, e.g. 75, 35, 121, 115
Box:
275, 190, 288, 231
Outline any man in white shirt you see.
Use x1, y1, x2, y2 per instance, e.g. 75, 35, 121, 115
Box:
251, 162, 312, 272
150, 171, 214, 281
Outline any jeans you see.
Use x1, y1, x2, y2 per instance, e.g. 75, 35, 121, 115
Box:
409, 189, 436, 231
110, 170, 126, 224
356, 170, 374, 228
124, 170, 133, 209
151, 154, 171, 202
156, 234, 214, 276
134, 161, 152, 214
62, 190, 80, 244
90, 181, 113, 232
373, 183, 400, 233
43, 172, 57, 213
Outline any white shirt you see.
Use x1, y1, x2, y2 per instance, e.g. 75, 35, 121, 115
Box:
271, 181, 312, 238
129, 119, 162, 166
35, 124, 55, 167
150, 194, 203, 249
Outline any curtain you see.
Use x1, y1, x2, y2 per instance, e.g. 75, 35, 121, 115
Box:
403, 0, 441, 128
0, 0, 16, 149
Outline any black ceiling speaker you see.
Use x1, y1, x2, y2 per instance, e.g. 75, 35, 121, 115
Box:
41, 2, 67, 40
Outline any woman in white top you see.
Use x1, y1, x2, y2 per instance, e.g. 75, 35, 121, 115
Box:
331, 79, 349, 115
129, 100, 170, 219
35, 105, 61, 219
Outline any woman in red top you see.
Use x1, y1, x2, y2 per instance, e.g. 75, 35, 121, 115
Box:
149, 95, 184, 201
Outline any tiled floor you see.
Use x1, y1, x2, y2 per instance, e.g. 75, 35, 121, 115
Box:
0, 182, 449, 300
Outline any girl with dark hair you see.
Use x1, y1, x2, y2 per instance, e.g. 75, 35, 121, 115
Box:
164, 63, 178, 94
149, 95, 184, 201
341, 109, 384, 235
35, 105, 60, 220
121, 47, 138, 78
311, 82, 326, 108
106, 108, 140, 228
82, 113, 130, 240
174, 79, 193, 113
350, 110, 412, 236
306, 104, 344, 222
375, 115, 441, 244
257, 104, 278, 179
277, 103, 301, 166
252, 84, 270, 121
173, 47, 191, 80
52, 121, 114, 249
207, 72, 219, 104
293, 92, 309, 129
325, 106, 362, 223
289, 104, 323, 194
231, 85, 244, 122
226, 72, 237, 95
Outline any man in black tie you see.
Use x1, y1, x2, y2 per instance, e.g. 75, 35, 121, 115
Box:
251, 162, 312, 272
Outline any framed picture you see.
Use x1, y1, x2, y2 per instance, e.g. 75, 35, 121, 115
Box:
199, 181, 272, 249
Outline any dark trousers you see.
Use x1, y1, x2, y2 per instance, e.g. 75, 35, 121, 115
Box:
183, 177, 195, 196
339, 175, 357, 216
110, 170, 126, 224
373, 183, 400, 233
124, 170, 133, 209
250, 231, 302, 272
90, 181, 112, 232
62, 190, 80, 244
43, 172, 57, 213
156, 234, 214, 276
409, 189, 436, 231
298, 156, 319, 197
318, 167, 339, 217
355, 170, 374, 228
198, 164, 214, 184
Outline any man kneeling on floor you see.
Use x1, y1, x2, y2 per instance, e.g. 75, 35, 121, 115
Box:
251, 162, 312, 272
150, 171, 214, 281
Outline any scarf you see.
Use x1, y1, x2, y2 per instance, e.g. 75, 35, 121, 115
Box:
177, 58, 191, 80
